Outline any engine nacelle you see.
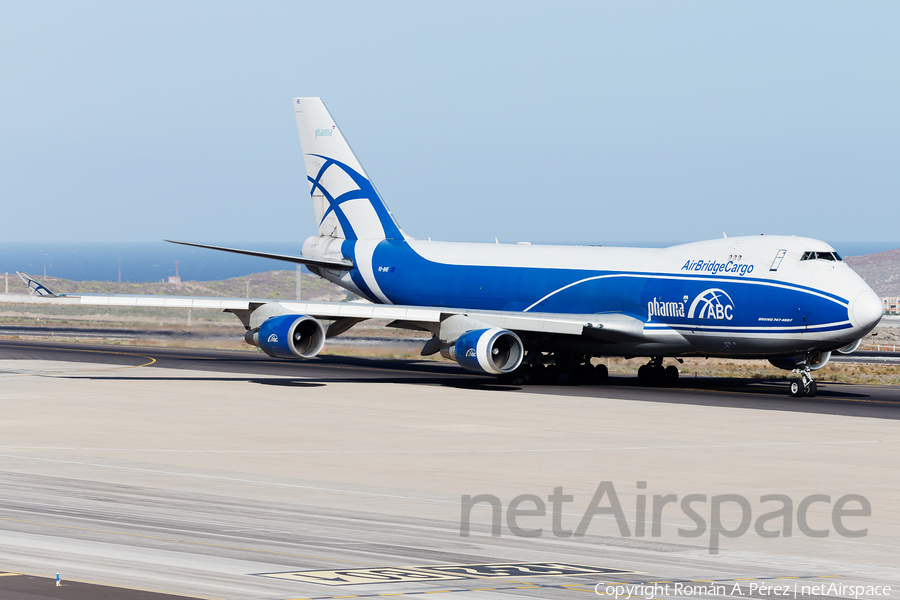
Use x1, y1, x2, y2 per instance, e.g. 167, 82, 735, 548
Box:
768, 351, 831, 372
441, 328, 524, 375
246, 314, 325, 359
836, 338, 862, 355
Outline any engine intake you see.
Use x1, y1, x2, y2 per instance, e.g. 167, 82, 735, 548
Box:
441, 328, 524, 375
836, 339, 862, 355
246, 314, 325, 359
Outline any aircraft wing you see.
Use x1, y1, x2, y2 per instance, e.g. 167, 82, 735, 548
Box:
13, 271, 651, 344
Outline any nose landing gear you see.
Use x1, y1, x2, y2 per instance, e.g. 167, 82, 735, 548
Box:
789, 363, 817, 397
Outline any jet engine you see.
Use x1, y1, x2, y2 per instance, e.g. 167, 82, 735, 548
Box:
246, 314, 325, 359
836, 339, 862, 355
440, 328, 524, 375
768, 351, 831, 372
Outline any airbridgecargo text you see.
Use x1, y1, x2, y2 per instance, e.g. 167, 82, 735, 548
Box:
682, 259, 754, 276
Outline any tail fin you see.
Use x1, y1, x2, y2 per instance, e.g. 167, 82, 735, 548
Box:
293, 97, 405, 241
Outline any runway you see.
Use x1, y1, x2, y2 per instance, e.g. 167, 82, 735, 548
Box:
2, 340, 899, 417
0, 340, 898, 600
830, 350, 900, 366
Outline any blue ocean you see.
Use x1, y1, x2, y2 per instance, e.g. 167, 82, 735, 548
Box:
0, 241, 896, 283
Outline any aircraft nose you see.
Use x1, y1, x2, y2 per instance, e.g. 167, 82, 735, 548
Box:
849, 289, 882, 332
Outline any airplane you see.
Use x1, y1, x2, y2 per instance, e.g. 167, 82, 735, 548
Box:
17, 97, 883, 397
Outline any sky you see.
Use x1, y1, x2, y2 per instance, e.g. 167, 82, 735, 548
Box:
1, 1, 898, 247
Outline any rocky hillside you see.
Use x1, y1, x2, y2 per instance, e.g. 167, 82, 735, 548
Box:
845, 248, 900, 297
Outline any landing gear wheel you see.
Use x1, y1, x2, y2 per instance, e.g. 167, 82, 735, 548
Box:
788, 354, 820, 398
594, 363, 609, 384
529, 363, 546, 385
638, 358, 670, 386
637, 365, 651, 385
664, 365, 679, 384
545, 364, 560, 384
566, 366, 586, 385
577, 363, 595, 385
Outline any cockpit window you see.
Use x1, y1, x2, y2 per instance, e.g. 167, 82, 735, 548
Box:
800, 251, 842, 262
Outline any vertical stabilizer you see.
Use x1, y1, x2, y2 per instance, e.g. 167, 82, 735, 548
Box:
293, 98, 404, 241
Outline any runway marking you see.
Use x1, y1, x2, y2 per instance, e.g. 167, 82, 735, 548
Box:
0, 345, 156, 377
0, 516, 378, 567
282, 575, 841, 599
259, 563, 635, 586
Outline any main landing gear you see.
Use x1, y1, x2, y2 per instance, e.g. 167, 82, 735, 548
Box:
498, 353, 607, 386
789, 363, 817, 398
636, 357, 681, 386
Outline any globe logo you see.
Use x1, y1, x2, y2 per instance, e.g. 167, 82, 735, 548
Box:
687, 288, 735, 321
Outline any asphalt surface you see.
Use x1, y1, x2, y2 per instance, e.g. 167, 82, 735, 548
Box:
1, 339, 898, 419
0, 571, 199, 600
1, 339, 899, 600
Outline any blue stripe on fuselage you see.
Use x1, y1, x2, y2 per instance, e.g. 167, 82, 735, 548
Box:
351, 240, 850, 330
340, 238, 379, 301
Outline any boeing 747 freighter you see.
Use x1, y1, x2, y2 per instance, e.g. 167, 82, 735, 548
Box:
18, 98, 883, 397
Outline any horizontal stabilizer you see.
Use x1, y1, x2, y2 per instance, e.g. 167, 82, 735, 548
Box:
164, 240, 353, 270
16, 272, 59, 297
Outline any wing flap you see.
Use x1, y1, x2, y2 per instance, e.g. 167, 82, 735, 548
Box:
72, 295, 252, 310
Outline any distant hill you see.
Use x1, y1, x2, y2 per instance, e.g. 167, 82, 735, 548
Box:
18, 270, 355, 302
845, 249, 900, 297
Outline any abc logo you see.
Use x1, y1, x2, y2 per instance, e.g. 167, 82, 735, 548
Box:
688, 288, 735, 321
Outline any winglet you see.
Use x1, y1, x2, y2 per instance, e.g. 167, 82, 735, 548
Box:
16, 272, 59, 297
